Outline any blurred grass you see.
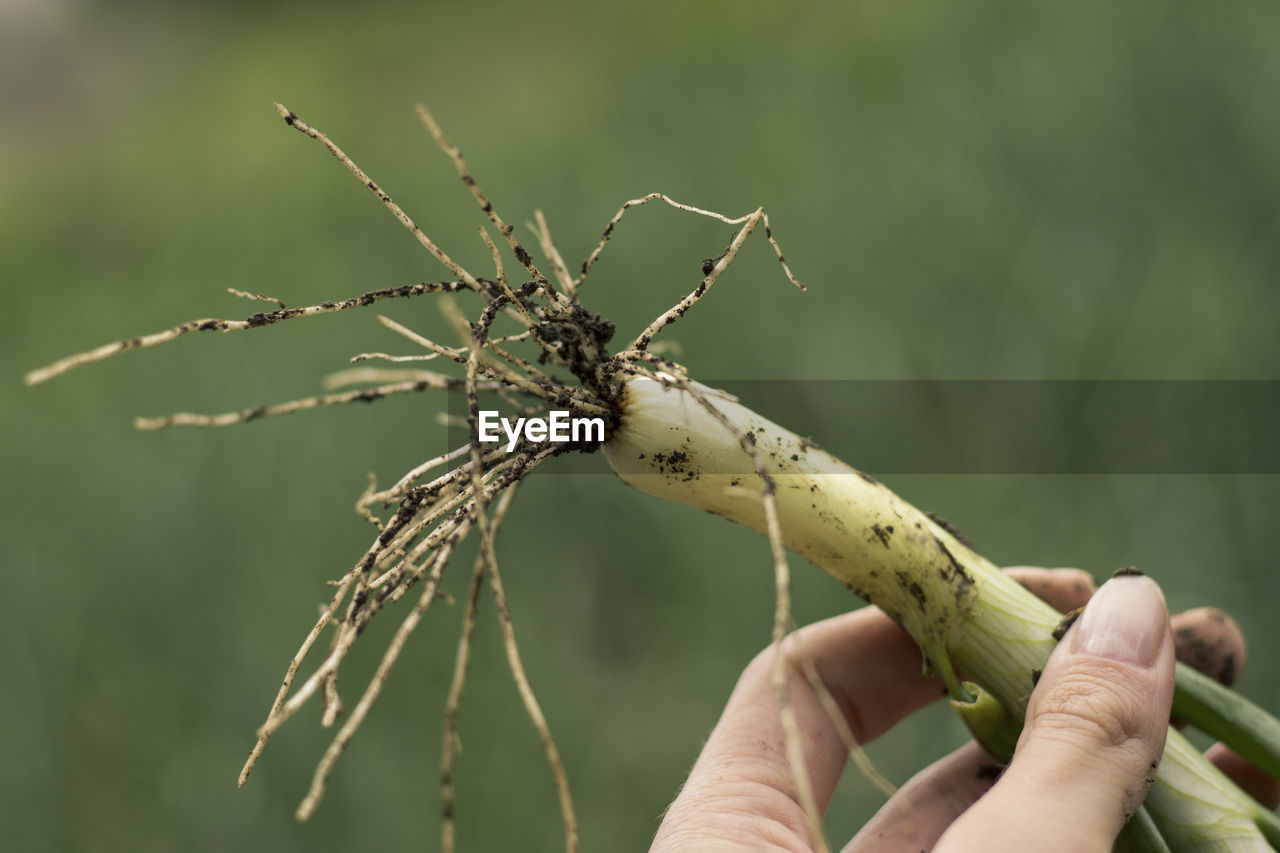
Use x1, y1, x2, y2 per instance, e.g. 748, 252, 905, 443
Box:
4, 0, 1280, 849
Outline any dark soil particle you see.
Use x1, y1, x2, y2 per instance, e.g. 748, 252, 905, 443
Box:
1052, 606, 1085, 641
926, 511, 978, 552
931, 535, 976, 607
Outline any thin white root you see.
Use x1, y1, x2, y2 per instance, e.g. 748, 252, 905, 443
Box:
24, 279, 474, 386
227, 287, 287, 309
532, 210, 578, 300
135, 377, 468, 430
578, 192, 804, 293
440, 488, 517, 853
276, 103, 481, 289
30, 104, 810, 843
415, 104, 554, 294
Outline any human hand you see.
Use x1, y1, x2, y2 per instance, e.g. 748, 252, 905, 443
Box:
650, 568, 1275, 852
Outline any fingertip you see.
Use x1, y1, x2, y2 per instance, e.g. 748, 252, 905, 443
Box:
936, 576, 1174, 852
1205, 743, 1280, 810
1005, 566, 1097, 613
1172, 607, 1247, 686
846, 742, 998, 853
1069, 575, 1169, 668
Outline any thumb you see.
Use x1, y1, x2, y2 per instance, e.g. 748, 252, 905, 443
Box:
937, 574, 1175, 853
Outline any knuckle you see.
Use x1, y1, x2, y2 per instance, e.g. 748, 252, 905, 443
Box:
1029, 667, 1150, 751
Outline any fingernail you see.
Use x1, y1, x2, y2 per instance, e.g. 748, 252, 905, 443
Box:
1071, 575, 1168, 667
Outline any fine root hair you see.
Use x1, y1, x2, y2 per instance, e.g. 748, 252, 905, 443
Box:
23, 102, 867, 850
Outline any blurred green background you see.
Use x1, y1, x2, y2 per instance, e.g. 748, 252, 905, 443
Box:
5, 0, 1280, 849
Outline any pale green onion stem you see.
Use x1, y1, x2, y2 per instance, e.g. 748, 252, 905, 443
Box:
605, 376, 1280, 852
1174, 664, 1280, 782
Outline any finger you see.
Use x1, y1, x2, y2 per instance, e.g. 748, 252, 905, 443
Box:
1005, 571, 1252, 686
1172, 606, 1246, 686
1175, 610, 1279, 809
936, 574, 1175, 853
1205, 743, 1280, 810
1005, 574, 1250, 685
842, 742, 997, 853
1004, 566, 1096, 613
651, 607, 940, 852
653, 571, 1147, 850
1170, 607, 1250, 750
